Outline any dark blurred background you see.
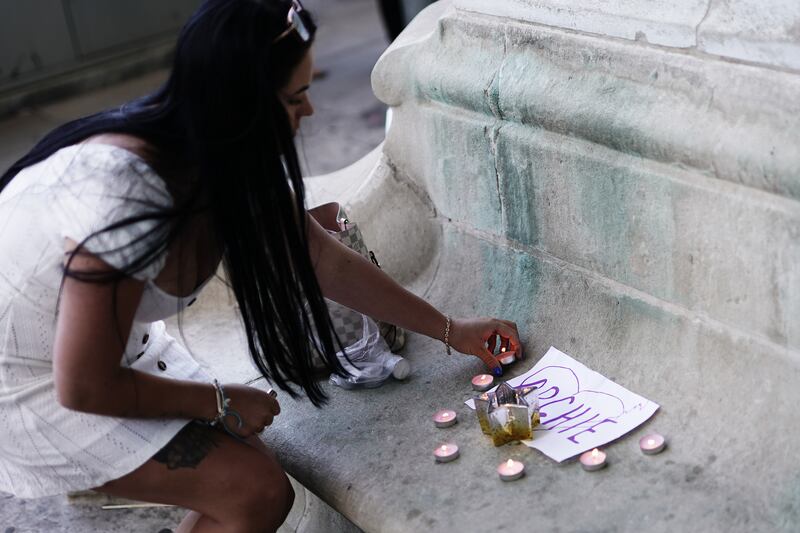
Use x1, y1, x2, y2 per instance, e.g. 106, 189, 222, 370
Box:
0, 0, 433, 176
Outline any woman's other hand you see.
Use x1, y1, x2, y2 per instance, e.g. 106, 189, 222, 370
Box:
222, 384, 281, 438
449, 317, 524, 375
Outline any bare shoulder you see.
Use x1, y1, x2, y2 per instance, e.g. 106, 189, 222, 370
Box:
82, 133, 152, 162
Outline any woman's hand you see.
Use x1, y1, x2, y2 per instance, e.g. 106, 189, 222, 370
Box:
221, 384, 281, 438
449, 317, 524, 375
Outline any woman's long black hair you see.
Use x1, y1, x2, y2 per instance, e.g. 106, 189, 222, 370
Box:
0, 0, 348, 406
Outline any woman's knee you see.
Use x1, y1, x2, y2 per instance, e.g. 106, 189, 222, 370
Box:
252, 470, 293, 519
224, 455, 295, 529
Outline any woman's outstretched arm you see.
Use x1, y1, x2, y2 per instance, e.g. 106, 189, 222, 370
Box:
306, 213, 522, 372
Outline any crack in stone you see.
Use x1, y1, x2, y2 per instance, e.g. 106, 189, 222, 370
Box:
483, 27, 509, 226
483, 27, 508, 120
486, 122, 505, 222
420, 225, 446, 300
695, 0, 714, 48
383, 155, 438, 218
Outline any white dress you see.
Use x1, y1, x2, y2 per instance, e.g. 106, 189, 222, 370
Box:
0, 143, 215, 498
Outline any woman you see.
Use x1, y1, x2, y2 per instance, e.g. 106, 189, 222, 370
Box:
0, 0, 522, 531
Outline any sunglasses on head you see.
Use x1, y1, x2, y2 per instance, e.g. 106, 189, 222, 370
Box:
273, 0, 311, 44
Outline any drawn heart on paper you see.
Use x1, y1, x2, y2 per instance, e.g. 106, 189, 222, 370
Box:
519, 365, 626, 427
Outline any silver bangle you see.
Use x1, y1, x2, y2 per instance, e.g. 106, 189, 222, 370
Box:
444, 316, 452, 356
211, 380, 229, 426
210, 380, 245, 439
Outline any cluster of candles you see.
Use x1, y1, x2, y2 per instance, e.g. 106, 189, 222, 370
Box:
433, 371, 667, 479
431, 371, 532, 481
432, 407, 531, 481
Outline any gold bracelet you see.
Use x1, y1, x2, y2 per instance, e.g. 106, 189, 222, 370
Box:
444, 316, 452, 355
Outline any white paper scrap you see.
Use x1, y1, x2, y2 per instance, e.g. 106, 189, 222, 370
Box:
465, 346, 659, 462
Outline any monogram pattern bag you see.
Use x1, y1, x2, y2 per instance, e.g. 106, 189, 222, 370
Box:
327, 209, 406, 353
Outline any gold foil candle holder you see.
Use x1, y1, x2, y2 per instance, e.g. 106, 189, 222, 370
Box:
475, 392, 493, 434
474, 382, 539, 447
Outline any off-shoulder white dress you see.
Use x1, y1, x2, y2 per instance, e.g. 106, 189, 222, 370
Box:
0, 144, 214, 498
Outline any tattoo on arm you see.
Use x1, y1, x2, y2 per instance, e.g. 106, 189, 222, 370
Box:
153, 422, 219, 470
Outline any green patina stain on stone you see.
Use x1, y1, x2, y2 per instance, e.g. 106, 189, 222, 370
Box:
573, 159, 677, 302
439, 225, 542, 324
415, 18, 505, 116
475, 231, 542, 321
423, 106, 503, 234
495, 123, 540, 247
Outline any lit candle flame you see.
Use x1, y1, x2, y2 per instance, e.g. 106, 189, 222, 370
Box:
501, 347, 507, 353
440, 445, 447, 452
591, 448, 599, 458
647, 438, 655, 446
507, 459, 514, 467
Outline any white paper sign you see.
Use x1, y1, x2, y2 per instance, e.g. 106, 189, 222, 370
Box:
466, 347, 659, 462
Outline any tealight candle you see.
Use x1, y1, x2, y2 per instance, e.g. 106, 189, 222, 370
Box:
471, 374, 495, 392
434, 443, 460, 463
579, 448, 607, 471
498, 354, 516, 365
433, 409, 457, 428
497, 347, 516, 366
639, 433, 666, 455
497, 458, 525, 481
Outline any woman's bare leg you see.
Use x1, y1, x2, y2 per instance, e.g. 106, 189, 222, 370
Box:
95, 423, 294, 533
